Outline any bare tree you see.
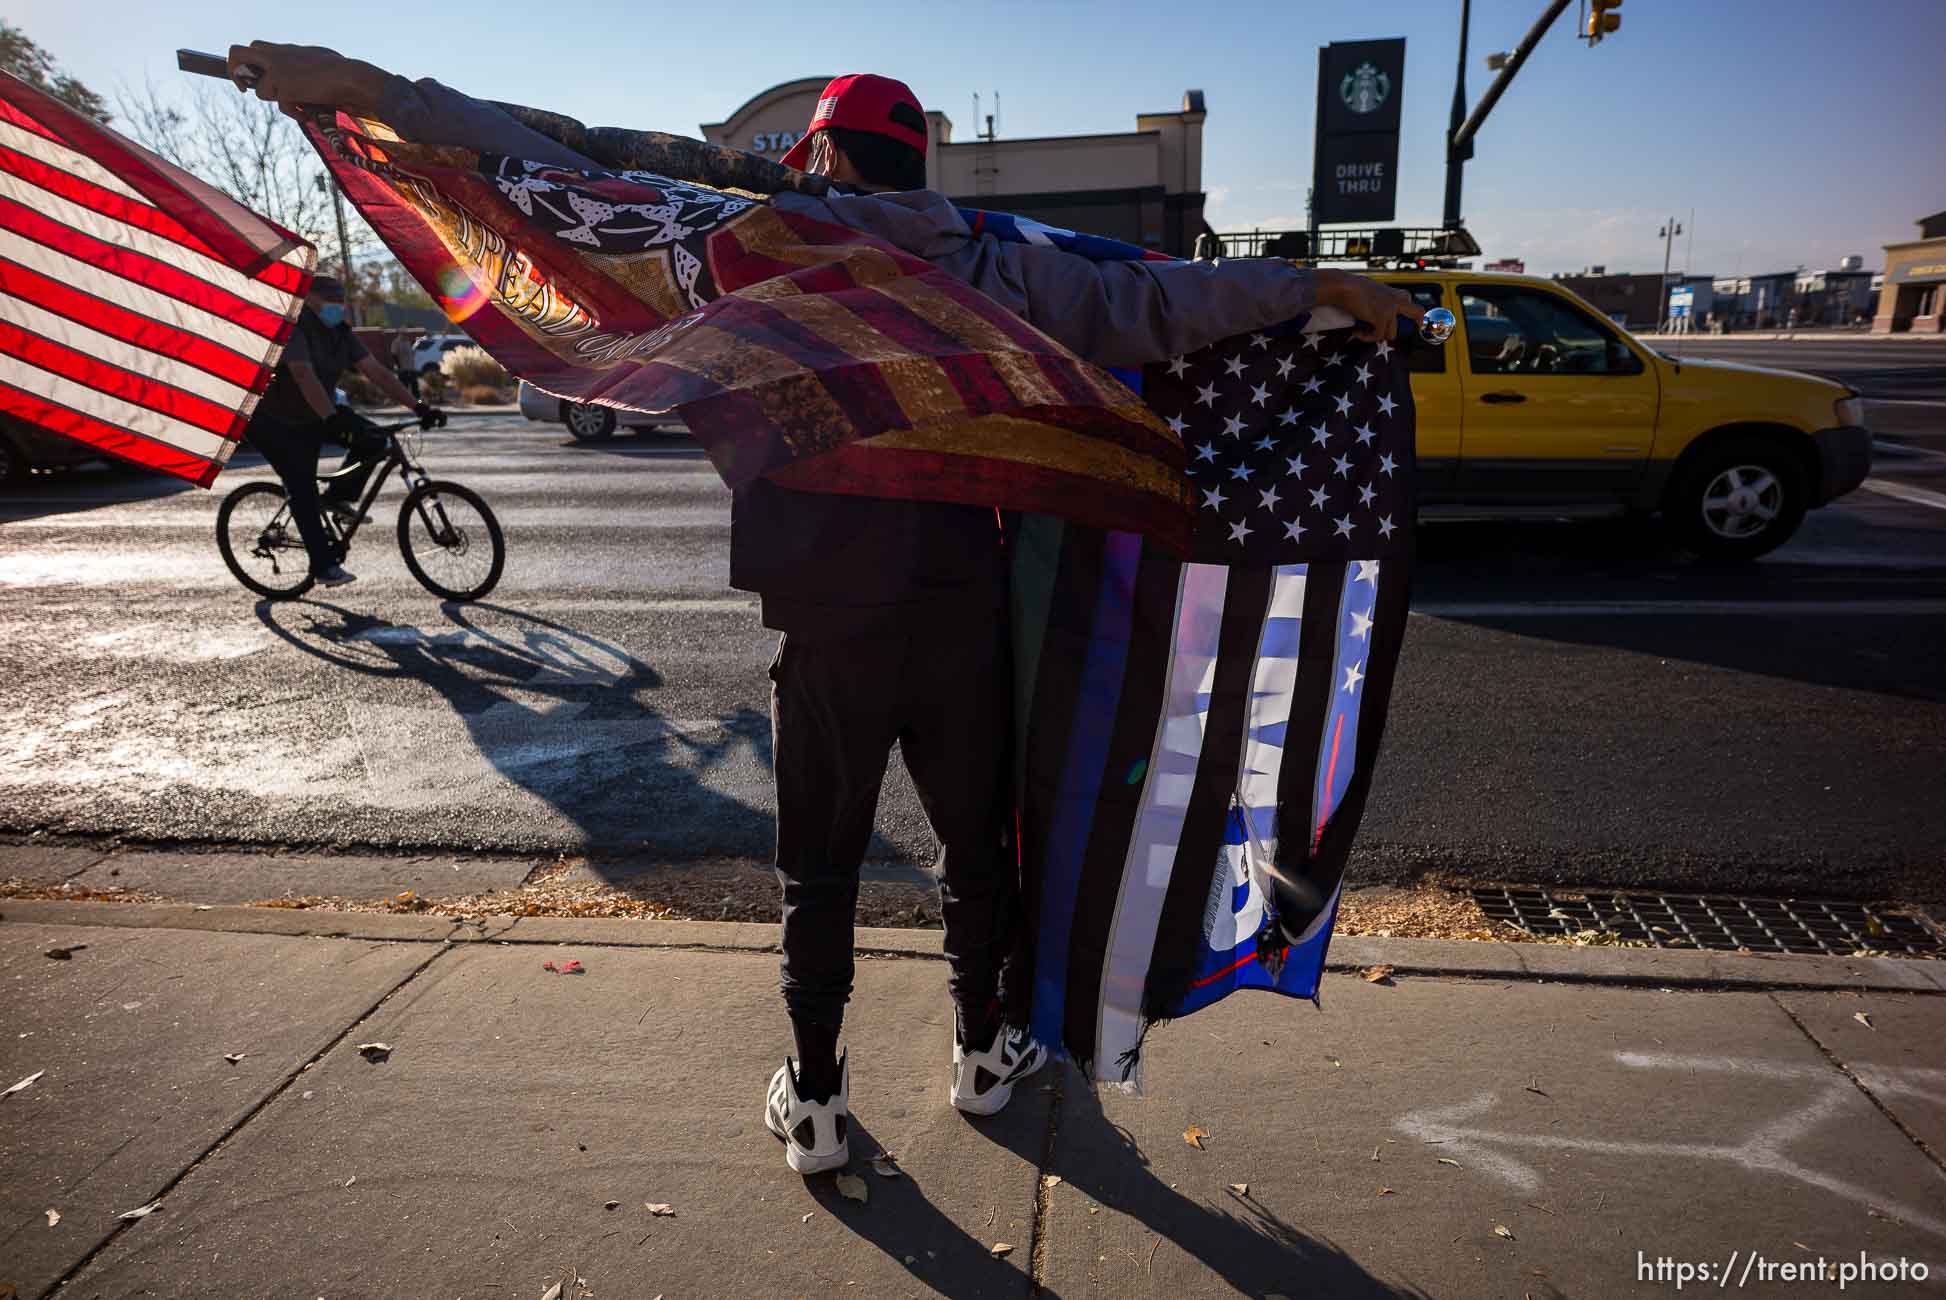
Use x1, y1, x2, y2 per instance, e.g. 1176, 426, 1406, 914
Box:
117, 79, 355, 260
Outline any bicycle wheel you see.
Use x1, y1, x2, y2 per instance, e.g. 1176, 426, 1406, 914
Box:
397, 479, 505, 601
215, 481, 316, 599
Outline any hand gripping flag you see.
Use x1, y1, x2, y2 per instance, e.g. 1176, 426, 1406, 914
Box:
989, 220, 1417, 1085
0, 73, 312, 486
297, 105, 1194, 546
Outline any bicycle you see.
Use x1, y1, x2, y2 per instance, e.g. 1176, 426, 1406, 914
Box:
215, 416, 505, 602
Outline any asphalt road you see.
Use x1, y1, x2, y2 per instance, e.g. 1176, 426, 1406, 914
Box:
2, 409, 1942, 901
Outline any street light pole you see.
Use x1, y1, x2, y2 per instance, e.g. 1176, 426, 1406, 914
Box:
1442, 0, 1472, 228
1658, 217, 1683, 332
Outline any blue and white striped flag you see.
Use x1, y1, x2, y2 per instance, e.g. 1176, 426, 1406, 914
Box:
999, 259, 1417, 1083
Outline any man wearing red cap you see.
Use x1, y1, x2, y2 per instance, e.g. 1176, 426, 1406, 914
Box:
228, 45, 1420, 1178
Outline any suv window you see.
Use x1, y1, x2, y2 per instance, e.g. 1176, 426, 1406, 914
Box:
1459, 284, 1643, 376
1383, 282, 1447, 373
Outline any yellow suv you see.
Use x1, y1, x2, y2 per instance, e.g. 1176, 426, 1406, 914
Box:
1381, 271, 1871, 558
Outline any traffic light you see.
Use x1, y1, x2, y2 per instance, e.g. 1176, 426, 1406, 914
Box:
1586, 0, 1622, 43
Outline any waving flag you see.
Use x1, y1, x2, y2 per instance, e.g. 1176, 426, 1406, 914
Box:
990, 224, 1417, 1083
0, 73, 312, 485
299, 107, 1192, 546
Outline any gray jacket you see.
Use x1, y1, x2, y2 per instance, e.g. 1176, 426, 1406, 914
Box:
375, 77, 1317, 368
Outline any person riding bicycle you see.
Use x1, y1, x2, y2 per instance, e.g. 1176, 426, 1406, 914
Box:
246, 274, 441, 587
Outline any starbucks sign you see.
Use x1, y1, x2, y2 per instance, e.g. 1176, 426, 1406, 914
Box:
1313, 38, 1406, 224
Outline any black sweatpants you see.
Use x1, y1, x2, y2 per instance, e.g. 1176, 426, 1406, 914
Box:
247, 415, 387, 576
770, 620, 1017, 1032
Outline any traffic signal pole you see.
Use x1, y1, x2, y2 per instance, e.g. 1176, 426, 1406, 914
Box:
1442, 0, 1574, 228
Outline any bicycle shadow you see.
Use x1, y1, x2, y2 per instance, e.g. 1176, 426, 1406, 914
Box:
252, 598, 779, 870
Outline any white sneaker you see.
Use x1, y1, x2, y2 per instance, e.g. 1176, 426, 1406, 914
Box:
765, 1053, 849, 1175
951, 1026, 1048, 1116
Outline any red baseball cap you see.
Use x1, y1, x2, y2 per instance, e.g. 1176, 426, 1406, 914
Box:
779, 74, 928, 172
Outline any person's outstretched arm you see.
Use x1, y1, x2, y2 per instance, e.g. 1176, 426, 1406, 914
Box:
228, 43, 597, 168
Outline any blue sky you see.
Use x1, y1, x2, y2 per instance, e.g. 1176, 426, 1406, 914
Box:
15, 0, 1944, 277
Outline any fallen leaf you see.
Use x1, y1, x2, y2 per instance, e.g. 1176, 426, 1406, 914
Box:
117, 1199, 162, 1221
344, 1176, 356, 1189
1229, 1183, 1248, 1197
224, 1053, 246, 1065
990, 1243, 1014, 1258
1854, 1011, 1874, 1030
4, 1070, 44, 1098
645, 1203, 676, 1217
802, 1212, 814, 1223
44, 945, 85, 960
355, 1042, 392, 1062
1437, 1157, 1461, 1167
1494, 1223, 1516, 1240
1087, 1206, 1100, 1215
45, 1208, 59, 1227
1371, 1146, 1381, 1162
903, 1255, 916, 1265
194, 904, 214, 911
1327, 1057, 1342, 1069
1377, 1187, 1395, 1196
604, 1199, 620, 1210
540, 1284, 562, 1300
1183, 1125, 1209, 1150
870, 1156, 902, 1179
836, 1174, 868, 1205
542, 959, 586, 975
1041, 1174, 1061, 1188
1362, 964, 1396, 984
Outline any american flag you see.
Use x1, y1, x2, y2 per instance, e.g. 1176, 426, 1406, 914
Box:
1014, 320, 1417, 1084
0, 73, 312, 486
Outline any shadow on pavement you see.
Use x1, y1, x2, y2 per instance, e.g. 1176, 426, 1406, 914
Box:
252, 598, 781, 872
1415, 517, 1946, 701
807, 1116, 1041, 1298
0, 454, 204, 521
951, 1067, 1426, 1299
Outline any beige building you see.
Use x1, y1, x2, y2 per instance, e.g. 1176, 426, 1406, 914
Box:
701, 79, 1211, 256
1874, 210, 1946, 335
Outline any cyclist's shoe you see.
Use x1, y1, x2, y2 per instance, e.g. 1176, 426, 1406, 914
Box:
315, 565, 358, 588
951, 1025, 1047, 1117
324, 501, 369, 526
764, 1053, 849, 1175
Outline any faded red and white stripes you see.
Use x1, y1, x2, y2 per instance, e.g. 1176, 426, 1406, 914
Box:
0, 73, 312, 486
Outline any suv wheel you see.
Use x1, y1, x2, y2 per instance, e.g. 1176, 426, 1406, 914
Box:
563, 401, 616, 440
1667, 436, 1808, 561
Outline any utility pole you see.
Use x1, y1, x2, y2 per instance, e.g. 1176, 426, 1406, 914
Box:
1443, 0, 1575, 229
1658, 216, 1683, 332
315, 172, 356, 323
1442, 0, 1472, 229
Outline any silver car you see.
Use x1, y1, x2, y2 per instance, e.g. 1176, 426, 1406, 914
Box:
516, 380, 682, 441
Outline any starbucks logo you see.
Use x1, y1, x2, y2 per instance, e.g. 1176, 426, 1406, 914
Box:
1339, 61, 1391, 114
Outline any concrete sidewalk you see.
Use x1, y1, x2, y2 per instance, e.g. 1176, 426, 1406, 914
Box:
2, 903, 1941, 1299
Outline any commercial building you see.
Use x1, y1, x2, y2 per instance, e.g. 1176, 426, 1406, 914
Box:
1875, 210, 1946, 334
701, 79, 1213, 256
1550, 270, 1668, 328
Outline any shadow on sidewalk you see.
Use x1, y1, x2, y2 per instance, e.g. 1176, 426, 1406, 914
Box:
253, 598, 778, 867
814, 1075, 1425, 1298
803, 1117, 1039, 1298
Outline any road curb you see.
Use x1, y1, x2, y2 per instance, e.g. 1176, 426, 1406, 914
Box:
5, 899, 1941, 994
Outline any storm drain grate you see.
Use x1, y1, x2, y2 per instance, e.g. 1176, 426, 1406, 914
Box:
1472, 886, 1945, 958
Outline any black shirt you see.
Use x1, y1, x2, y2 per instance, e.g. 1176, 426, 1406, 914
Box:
730, 479, 1005, 641
254, 308, 369, 426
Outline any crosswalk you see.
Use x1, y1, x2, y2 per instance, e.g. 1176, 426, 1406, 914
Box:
2, 413, 1943, 878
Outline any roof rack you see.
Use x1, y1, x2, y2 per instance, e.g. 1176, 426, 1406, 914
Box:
1214, 225, 1482, 268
